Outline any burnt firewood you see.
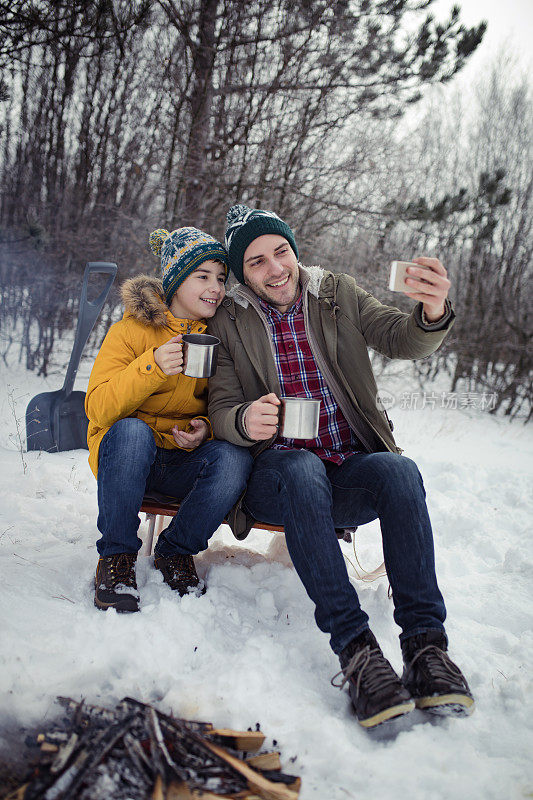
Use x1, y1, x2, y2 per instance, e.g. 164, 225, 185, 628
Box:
148, 707, 189, 784
50, 733, 79, 774
123, 732, 154, 780
120, 698, 212, 734
44, 714, 136, 798
201, 740, 300, 800
11, 697, 301, 799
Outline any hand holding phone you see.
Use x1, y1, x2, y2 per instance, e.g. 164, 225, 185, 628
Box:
388, 257, 451, 322
389, 261, 433, 293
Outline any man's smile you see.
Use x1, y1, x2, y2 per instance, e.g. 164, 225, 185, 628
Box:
266, 275, 290, 288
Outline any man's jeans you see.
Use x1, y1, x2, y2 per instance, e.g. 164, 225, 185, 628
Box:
243, 448, 446, 654
96, 418, 253, 558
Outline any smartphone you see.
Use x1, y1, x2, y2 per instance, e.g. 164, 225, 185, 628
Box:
389, 261, 432, 292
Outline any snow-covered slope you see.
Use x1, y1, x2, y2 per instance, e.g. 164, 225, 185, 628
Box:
0, 362, 531, 799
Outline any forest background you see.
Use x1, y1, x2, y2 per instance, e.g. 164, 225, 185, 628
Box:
0, 0, 531, 420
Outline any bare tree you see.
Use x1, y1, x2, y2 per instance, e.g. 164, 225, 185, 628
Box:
0, 0, 487, 375
156, 0, 486, 230
357, 54, 532, 419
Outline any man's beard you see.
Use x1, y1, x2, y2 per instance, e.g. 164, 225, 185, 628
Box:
254, 277, 300, 309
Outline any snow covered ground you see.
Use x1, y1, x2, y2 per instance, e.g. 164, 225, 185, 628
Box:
0, 358, 532, 799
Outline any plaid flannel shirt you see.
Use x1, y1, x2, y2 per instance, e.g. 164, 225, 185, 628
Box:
259, 293, 361, 464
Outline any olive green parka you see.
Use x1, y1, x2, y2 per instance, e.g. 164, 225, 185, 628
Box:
207, 265, 455, 539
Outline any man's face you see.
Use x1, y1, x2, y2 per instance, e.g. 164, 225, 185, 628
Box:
242, 234, 299, 312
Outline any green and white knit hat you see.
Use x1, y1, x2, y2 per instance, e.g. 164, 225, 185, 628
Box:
225, 204, 298, 283
149, 227, 228, 304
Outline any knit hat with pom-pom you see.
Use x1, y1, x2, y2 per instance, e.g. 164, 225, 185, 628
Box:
224, 204, 298, 283
149, 227, 228, 305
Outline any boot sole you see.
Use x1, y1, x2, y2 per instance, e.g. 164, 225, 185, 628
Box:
94, 596, 139, 613
415, 693, 475, 716
358, 700, 416, 728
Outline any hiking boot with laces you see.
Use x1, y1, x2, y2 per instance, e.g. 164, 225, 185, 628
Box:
154, 553, 206, 596
401, 630, 475, 716
94, 553, 139, 613
332, 629, 415, 728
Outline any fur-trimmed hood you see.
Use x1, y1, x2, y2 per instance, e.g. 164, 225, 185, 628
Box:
121, 274, 169, 328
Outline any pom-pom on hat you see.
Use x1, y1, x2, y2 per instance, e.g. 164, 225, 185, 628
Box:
149, 227, 228, 305
224, 204, 298, 284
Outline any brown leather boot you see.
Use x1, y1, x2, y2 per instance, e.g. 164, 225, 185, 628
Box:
154, 553, 205, 596
94, 553, 140, 613
402, 631, 475, 716
332, 629, 415, 728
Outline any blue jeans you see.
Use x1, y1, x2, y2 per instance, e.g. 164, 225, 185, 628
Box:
96, 418, 253, 558
242, 448, 446, 654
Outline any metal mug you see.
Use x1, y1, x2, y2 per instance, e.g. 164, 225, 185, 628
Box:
279, 397, 321, 439
181, 333, 220, 378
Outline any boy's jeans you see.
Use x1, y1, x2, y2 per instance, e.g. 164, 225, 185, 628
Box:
242, 448, 447, 654
96, 418, 252, 558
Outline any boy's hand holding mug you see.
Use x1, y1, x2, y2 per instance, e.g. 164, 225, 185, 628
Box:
154, 335, 183, 375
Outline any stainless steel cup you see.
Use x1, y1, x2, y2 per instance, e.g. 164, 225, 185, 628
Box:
182, 333, 220, 378
279, 397, 321, 439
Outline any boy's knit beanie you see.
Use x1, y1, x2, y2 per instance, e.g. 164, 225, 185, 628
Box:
224, 204, 298, 283
149, 227, 228, 305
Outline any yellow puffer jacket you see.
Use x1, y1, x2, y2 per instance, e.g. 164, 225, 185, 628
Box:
85, 275, 212, 477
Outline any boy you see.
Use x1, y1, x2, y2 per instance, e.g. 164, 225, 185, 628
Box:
86, 226, 252, 613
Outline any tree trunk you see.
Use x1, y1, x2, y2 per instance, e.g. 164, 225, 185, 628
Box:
172, 0, 218, 228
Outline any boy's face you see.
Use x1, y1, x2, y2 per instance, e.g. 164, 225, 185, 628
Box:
169, 260, 226, 320
242, 234, 299, 313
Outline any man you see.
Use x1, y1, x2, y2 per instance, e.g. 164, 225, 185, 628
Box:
207, 203, 474, 729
